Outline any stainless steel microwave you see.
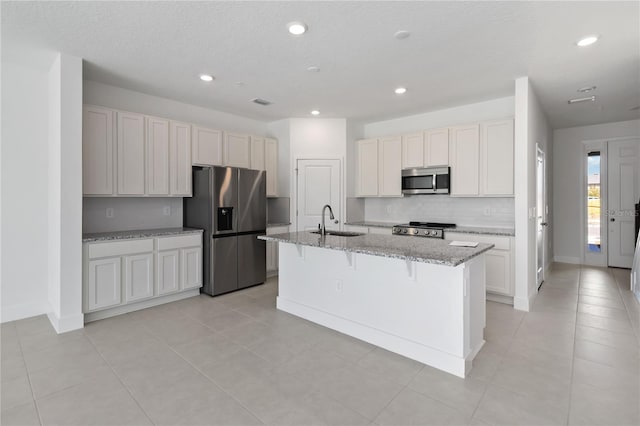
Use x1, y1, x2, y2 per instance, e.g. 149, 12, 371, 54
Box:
401, 166, 450, 195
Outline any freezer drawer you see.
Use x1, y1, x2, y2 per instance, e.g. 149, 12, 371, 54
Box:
238, 233, 266, 289
210, 235, 238, 295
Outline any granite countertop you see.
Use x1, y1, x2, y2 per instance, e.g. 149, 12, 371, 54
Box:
267, 222, 291, 228
445, 226, 515, 237
344, 221, 396, 229
83, 227, 203, 243
345, 221, 515, 236
258, 231, 493, 267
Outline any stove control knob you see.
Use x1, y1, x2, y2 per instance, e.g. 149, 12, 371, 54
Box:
430, 230, 437, 236
424, 230, 430, 235
413, 230, 419, 235
402, 229, 408, 234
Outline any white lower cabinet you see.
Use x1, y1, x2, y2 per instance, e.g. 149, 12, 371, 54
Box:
84, 233, 202, 316
445, 232, 514, 298
157, 250, 180, 295
87, 257, 121, 311
124, 253, 154, 302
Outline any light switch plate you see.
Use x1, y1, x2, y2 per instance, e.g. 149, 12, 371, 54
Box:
106, 208, 114, 218
163, 206, 171, 216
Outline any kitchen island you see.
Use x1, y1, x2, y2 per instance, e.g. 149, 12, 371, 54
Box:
258, 231, 493, 377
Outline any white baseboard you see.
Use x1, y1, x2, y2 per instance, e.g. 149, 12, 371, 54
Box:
486, 293, 514, 305
47, 311, 84, 334
514, 288, 538, 312
1, 301, 48, 323
553, 256, 581, 264
83, 289, 200, 323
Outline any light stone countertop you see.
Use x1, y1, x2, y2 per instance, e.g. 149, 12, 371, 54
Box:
258, 231, 493, 267
83, 227, 203, 243
345, 221, 515, 236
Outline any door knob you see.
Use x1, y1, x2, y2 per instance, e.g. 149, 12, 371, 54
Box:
541, 222, 548, 226
610, 218, 615, 222
334, 219, 339, 224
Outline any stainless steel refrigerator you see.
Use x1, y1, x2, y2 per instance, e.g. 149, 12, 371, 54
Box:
183, 166, 267, 296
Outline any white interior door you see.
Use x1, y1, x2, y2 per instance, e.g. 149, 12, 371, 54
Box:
608, 138, 640, 268
536, 147, 546, 288
296, 159, 341, 232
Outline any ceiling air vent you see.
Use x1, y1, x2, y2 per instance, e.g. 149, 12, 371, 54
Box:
252, 98, 272, 106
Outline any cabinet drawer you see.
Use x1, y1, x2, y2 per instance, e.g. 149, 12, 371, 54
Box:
156, 234, 202, 250
88, 239, 154, 259
445, 232, 511, 250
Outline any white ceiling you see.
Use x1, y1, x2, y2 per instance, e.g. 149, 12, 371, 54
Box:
2, 1, 639, 128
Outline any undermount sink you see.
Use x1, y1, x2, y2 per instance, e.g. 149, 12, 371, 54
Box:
310, 230, 364, 237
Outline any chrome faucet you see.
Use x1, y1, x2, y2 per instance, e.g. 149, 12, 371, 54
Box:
320, 204, 335, 236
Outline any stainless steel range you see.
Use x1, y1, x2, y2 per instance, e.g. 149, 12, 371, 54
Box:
392, 221, 456, 239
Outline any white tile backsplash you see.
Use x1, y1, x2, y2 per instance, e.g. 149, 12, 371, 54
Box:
364, 196, 514, 227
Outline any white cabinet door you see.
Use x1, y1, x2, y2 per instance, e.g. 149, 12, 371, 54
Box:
485, 249, 511, 295
192, 126, 223, 166
170, 121, 192, 196
356, 139, 379, 197
83, 106, 115, 195
450, 124, 480, 196
181, 247, 202, 290
87, 257, 121, 312
250, 136, 265, 170
157, 250, 179, 295
117, 112, 145, 195
224, 133, 251, 168
378, 136, 402, 197
402, 133, 424, 169
481, 120, 514, 196
146, 116, 170, 195
425, 128, 449, 167
265, 138, 278, 197
124, 253, 154, 303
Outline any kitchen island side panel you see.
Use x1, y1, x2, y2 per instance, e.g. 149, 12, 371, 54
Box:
276, 242, 485, 377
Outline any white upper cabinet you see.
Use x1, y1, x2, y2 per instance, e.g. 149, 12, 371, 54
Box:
192, 126, 223, 166
83, 106, 115, 195
356, 138, 379, 197
401, 133, 424, 169
170, 121, 192, 196
449, 124, 480, 196
378, 136, 402, 197
424, 128, 449, 167
146, 116, 170, 195
481, 119, 514, 196
250, 136, 265, 170
224, 132, 251, 168
117, 112, 145, 195
265, 138, 278, 197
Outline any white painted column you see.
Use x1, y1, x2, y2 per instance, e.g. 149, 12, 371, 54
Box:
47, 53, 84, 332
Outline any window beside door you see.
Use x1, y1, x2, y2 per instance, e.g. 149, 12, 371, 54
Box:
587, 151, 602, 253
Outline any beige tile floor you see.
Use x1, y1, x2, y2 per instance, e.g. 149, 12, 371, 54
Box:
1, 263, 639, 425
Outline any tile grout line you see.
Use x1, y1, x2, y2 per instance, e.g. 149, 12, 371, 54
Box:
83, 332, 157, 426
13, 324, 45, 426
565, 264, 584, 426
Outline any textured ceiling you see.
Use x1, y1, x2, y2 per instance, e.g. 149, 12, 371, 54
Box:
2, 1, 639, 128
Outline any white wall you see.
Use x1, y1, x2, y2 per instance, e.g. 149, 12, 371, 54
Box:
553, 119, 640, 263
287, 119, 348, 231
84, 80, 268, 135
363, 97, 515, 138
47, 53, 84, 333
1, 59, 51, 322
83, 198, 183, 233
514, 77, 552, 311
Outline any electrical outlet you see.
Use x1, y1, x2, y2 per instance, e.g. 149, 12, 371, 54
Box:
163, 206, 171, 216
336, 280, 343, 292
483, 207, 491, 216
106, 208, 114, 218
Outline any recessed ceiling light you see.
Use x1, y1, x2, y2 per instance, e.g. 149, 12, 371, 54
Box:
288, 22, 307, 35
310, 110, 320, 116
199, 74, 214, 82
394, 30, 411, 40
307, 66, 320, 72
578, 86, 597, 92
568, 95, 596, 104
395, 87, 407, 95
576, 35, 599, 47
235, 81, 245, 87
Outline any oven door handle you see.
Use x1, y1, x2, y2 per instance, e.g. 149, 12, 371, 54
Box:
432, 174, 436, 189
